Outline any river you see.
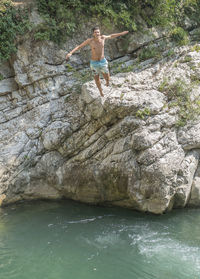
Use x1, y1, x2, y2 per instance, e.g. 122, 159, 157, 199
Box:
0, 200, 199, 279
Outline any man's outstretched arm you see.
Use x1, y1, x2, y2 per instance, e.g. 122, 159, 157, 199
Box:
66, 38, 91, 60
103, 31, 129, 39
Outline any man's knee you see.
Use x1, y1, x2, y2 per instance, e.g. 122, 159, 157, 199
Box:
94, 75, 100, 82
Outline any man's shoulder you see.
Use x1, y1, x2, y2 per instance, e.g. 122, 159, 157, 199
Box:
86, 37, 93, 43
101, 35, 110, 39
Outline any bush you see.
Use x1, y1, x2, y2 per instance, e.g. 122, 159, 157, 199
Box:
35, 0, 200, 45
35, 0, 139, 44
138, 44, 162, 61
2, 0, 200, 60
159, 78, 200, 126
170, 27, 189, 46
0, 0, 29, 61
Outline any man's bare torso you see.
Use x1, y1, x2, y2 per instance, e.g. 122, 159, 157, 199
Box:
89, 36, 105, 61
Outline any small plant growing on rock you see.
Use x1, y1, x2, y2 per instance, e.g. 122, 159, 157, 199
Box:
122, 64, 135, 73
65, 63, 75, 73
0, 74, 4, 81
112, 62, 123, 74
166, 49, 175, 57
112, 61, 135, 74
65, 64, 92, 90
189, 64, 197, 71
191, 44, 200, 52
170, 27, 189, 46
158, 77, 169, 92
180, 55, 192, 63
136, 108, 150, 119
190, 74, 200, 84
23, 154, 29, 160
138, 44, 162, 62
159, 77, 200, 126
120, 92, 125, 100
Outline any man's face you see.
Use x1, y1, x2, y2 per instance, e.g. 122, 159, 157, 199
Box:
93, 29, 100, 38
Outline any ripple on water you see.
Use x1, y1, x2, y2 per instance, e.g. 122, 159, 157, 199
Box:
0, 243, 22, 278
66, 214, 115, 224
1, 202, 200, 279
127, 223, 200, 277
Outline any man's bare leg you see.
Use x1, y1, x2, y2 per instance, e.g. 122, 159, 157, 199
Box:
94, 75, 104, 97
102, 72, 110, 86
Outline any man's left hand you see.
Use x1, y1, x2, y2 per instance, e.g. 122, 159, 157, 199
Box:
122, 31, 129, 35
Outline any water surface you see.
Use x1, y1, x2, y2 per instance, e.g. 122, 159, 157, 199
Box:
0, 200, 200, 279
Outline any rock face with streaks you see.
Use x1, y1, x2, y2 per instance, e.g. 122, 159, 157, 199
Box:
1, 11, 200, 213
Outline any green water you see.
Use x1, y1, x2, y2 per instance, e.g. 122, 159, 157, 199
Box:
0, 200, 200, 279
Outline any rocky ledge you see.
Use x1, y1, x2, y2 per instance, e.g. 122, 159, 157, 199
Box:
1, 20, 200, 213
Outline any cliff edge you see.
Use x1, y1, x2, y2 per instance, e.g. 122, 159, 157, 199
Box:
1, 9, 200, 213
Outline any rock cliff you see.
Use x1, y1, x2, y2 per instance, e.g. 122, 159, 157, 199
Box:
1, 10, 200, 213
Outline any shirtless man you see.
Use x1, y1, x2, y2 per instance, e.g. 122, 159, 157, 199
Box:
66, 27, 129, 97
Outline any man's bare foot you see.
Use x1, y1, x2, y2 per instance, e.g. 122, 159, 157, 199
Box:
100, 92, 104, 97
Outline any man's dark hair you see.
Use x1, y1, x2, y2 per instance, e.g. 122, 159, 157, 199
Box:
92, 26, 100, 33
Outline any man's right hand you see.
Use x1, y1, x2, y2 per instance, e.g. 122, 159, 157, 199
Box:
66, 53, 72, 60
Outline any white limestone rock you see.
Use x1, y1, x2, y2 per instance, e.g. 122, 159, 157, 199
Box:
0, 25, 200, 214
0, 78, 18, 95
178, 123, 200, 150
188, 164, 200, 207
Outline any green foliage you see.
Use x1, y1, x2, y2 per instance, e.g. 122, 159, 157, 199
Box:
65, 63, 92, 92
190, 74, 200, 84
121, 64, 135, 73
180, 55, 193, 63
161, 79, 187, 101
35, 0, 139, 44
1, 0, 199, 61
0, 73, 4, 81
166, 49, 175, 57
191, 44, 200, 52
35, 0, 200, 44
23, 154, 29, 160
158, 77, 169, 92
170, 27, 189, 46
138, 44, 162, 61
0, 0, 30, 61
111, 61, 136, 75
35, 0, 78, 43
136, 108, 151, 119
120, 92, 125, 100
112, 62, 124, 74
139, 0, 198, 27
159, 78, 200, 126
184, 0, 200, 26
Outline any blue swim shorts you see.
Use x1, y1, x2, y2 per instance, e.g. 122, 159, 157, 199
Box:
90, 58, 109, 76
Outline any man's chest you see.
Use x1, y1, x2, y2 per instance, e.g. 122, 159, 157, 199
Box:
90, 39, 105, 49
